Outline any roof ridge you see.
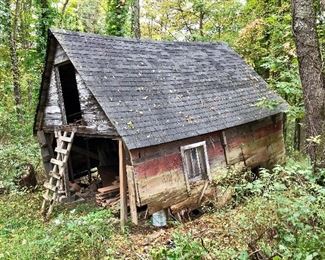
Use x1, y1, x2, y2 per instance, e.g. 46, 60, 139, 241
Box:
49, 28, 228, 47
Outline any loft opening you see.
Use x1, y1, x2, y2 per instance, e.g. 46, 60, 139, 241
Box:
57, 62, 82, 124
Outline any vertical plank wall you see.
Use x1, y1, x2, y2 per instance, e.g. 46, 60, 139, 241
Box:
130, 114, 285, 213
42, 72, 63, 128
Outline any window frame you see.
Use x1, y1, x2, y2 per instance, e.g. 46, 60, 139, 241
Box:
180, 141, 211, 191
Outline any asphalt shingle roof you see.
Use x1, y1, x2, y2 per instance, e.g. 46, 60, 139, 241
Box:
51, 29, 287, 150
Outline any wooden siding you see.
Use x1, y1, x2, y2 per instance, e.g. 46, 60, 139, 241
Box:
43, 72, 63, 128
54, 44, 69, 65
130, 114, 285, 213
42, 43, 118, 137
75, 73, 117, 136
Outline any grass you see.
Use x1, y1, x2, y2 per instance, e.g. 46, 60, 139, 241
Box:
0, 192, 117, 260
0, 159, 324, 259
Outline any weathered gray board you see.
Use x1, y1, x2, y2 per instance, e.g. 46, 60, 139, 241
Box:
54, 44, 69, 65
42, 45, 118, 137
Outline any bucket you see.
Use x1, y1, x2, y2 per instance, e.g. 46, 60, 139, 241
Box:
152, 210, 167, 227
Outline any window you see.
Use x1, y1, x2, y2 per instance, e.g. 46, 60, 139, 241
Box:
181, 141, 211, 189
57, 63, 82, 123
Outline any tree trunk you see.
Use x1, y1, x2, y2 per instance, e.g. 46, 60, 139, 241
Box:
59, 0, 70, 27
294, 118, 301, 151
131, 0, 141, 39
7, 0, 22, 119
199, 11, 204, 37
292, 0, 325, 163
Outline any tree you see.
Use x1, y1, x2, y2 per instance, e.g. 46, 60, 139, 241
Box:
292, 0, 325, 162
105, 0, 128, 36
131, 0, 140, 39
6, 0, 22, 119
236, 0, 304, 150
141, 0, 243, 42
35, 0, 55, 57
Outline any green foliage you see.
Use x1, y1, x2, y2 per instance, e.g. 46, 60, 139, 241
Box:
255, 97, 280, 110
0, 193, 115, 259
0, 141, 40, 191
141, 0, 244, 43
232, 160, 325, 258
0, 1, 324, 259
105, 0, 130, 36
235, 0, 304, 151
151, 232, 207, 259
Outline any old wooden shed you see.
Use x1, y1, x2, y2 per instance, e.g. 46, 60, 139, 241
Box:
34, 29, 287, 224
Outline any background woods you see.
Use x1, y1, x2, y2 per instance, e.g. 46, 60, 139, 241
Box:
0, 1, 324, 259
0, 0, 323, 150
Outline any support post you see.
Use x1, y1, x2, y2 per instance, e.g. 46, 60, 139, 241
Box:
126, 166, 138, 225
119, 139, 128, 230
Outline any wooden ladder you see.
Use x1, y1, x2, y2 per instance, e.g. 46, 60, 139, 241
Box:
41, 129, 76, 219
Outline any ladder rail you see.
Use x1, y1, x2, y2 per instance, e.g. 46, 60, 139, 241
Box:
41, 129, 76, 219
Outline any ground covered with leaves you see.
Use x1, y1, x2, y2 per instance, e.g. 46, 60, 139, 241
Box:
0, 159, 324, 260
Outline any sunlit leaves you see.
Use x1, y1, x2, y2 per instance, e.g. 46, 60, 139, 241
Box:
141, 0, 244, 43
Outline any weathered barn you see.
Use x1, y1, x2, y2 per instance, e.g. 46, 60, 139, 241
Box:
34, 29, 287, 224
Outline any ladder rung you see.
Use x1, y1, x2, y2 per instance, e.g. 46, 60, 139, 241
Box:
49, 171, 61, 179
50, 158, 64, 167
58, 196, 68, 202
59, 136, 73, 143
55, 147, 68, 155
43, 193, 54, 201
44, 182, 58, 192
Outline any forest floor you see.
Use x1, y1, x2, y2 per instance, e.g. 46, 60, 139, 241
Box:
1, 158, 324, 259
0, 191, 278, 259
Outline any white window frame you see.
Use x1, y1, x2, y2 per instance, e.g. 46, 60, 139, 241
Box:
180, 141, 211, 192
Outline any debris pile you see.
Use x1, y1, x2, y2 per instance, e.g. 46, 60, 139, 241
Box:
95, 182, 120, 207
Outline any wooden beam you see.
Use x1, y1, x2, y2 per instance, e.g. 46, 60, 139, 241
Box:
126, 166, 138, 225
119, 139, 128, 230
37, 130, 47, 147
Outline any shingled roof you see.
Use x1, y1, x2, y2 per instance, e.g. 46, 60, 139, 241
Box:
39, 29, 287, 150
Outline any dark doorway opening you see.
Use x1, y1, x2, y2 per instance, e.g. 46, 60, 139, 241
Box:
51, 136, 120, 203
58, 63, 82, 123
69, 137, 119, 186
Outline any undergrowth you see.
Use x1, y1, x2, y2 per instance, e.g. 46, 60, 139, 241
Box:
150, 159, 325, 259
0, 158, 324, 259
0, 108, 42, 192
0, 192, 116, 259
